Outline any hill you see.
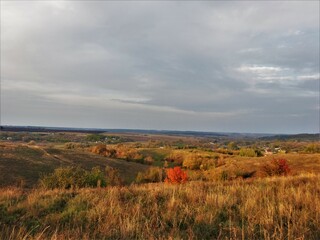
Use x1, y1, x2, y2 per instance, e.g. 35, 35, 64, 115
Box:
259, 133, 320, 141
1, 130, 320, 239
0, 142, 148, 187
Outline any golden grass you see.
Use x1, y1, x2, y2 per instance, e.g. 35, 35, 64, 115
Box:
1, 173, 319, 240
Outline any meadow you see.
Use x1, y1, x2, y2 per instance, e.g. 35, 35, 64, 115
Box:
0, 131, 319, 239
1, 174, 319, 239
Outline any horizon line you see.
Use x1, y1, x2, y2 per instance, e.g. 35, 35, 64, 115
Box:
1, 124, 319, 136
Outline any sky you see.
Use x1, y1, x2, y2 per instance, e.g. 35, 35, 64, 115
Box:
1, 1, 319, 134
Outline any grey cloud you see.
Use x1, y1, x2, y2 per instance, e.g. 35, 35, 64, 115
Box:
1, 1, 319, 133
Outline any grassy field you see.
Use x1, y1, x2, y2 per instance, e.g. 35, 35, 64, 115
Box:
1, 132, 320, 239
0, 174, 319, 239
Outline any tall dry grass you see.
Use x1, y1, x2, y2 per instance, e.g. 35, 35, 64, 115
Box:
0, 174, 319, 239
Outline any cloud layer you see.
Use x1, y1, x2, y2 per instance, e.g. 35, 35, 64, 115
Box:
1, 1, 319, 133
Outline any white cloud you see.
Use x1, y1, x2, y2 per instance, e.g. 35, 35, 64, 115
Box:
237, 65, 283, 74
297, 74, 320, 81
238, 48, 262, 54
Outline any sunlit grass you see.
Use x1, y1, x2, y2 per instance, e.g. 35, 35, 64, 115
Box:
1, 173, 319, 239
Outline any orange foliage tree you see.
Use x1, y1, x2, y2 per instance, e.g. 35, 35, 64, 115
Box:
165, 167, 188, 184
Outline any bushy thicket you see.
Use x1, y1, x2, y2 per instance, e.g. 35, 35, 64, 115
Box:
40, 166, 123, 189
238, 148, 264, 157
91, 144, 143, 162
182, 153, 218, 170
239, 148, 257, 157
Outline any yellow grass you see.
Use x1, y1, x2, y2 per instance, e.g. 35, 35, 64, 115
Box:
1, 173, 319, 239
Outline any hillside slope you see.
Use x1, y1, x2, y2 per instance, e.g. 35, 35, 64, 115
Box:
0, 143, 149, 187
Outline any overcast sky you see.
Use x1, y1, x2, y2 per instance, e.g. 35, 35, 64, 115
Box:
1, 1, 319, 133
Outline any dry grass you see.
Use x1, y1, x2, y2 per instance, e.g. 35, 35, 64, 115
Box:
1, 139, 320, 239
1, 173, 319, 240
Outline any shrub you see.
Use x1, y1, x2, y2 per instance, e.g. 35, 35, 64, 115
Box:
239, 148, 257, 157
40, 167, 86, 189
165, 167, 188, 184
40, 166, 107, 189
262, 158, 290, 176
135, 167, 165, 183
85, 167, 107, 187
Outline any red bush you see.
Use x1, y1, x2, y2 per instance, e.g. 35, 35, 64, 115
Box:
263, 158, 291, 176
165, 167, 188, 184
273, 158, 290, 175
